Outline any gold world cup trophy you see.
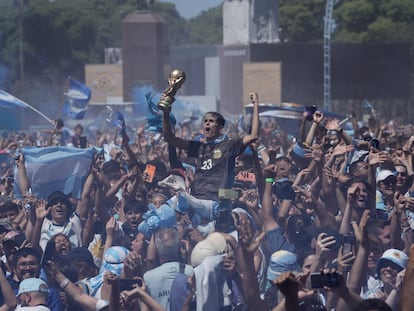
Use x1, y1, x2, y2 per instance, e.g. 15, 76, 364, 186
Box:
157, 69, 186, 111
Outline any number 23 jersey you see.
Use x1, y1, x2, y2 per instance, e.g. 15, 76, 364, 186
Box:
187, 136, 245, 200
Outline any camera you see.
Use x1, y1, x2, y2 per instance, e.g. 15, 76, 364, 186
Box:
310, 272, 340, 288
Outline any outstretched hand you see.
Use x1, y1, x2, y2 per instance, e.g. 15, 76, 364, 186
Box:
351, 209, 370, 248
236, 214, 265, 254
35, 199, 50, 221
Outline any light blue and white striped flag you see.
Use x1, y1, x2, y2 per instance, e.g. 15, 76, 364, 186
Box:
0, 90, 30, 109
62, 77, 91, 120
14, 146, 100, 200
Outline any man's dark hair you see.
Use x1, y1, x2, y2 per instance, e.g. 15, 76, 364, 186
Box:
0, 200, 19, 214
354, 298, 392, 311
102, 160, 120, 175
203, 112, 225, 128
348, 160, 366, 177
74, 124, 83, 131
46, 191, 72, 209
55, 118, 64, 129
11, 247, 41, 268
394, 162, 408, 171
124, 200, 147, 214
340, 178, 373, 207
53, 255, 79, 283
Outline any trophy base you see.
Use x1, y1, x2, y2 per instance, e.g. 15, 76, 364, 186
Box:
157, 99, 173, 111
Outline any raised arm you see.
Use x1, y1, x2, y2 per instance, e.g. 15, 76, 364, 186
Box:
47, 261, 105, 311
75, 169, 95, 221
234, 215, 267, 309
242, 92, 260, 147
29, 199, 50, 252
162, 105, 189, 149
339, 184, 359, 234
15, 152, 30, 195
345, 210, 370, 293
0, 269, 17, 311
261, 164, 280, 232
304, 111, 323, 147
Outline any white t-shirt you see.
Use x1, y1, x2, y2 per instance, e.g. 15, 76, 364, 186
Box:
39, 213, 83, 251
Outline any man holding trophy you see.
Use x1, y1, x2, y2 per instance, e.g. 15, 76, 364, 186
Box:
160, 69, 260, 232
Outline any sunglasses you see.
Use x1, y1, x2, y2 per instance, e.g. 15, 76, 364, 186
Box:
381, 178, 396, 186
396, 172, 407, 177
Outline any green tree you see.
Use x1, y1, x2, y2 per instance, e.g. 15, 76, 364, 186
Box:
279, 0, 325, 42
0, 0, 137, 93
149, 1, 190, 46
187, 5, 222, 45
334, 0, 414, 44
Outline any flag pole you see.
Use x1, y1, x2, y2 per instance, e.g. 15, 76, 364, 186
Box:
0, 89, 54, 125
26, 104, 54, 124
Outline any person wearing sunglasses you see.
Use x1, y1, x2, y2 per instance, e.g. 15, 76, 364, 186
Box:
375, 170, 397, 221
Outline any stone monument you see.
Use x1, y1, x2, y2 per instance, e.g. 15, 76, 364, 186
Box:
223, 0, 279, 45
121, 11, 165, 102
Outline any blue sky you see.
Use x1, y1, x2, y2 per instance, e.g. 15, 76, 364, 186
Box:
158, 0, 223, 19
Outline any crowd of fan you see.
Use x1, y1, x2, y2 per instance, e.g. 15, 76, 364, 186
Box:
0, 100, 414, 311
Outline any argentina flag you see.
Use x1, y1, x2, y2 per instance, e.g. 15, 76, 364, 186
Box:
14, 146, 100, 200
62, 77, 91, 119
0, 90, 30, 108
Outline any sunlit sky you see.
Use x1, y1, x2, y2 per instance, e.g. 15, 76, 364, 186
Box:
158, 0, 223, 19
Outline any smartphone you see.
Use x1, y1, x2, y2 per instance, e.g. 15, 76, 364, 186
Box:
310, 272, 339, 288
218, 189, 240, 200
273, 179, 295, 200
341, 234, 356, 255
3, 232, 26, 249
118, 278, 143, 291
326, 234, 343, 251
14, 149, 21, 161
79, 136, 87, 148
41, 241, 56, 266
144, 164, 156, 183
305, 105, 318, 121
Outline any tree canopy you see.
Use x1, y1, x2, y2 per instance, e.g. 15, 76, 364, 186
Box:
334, 0, 414, 44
